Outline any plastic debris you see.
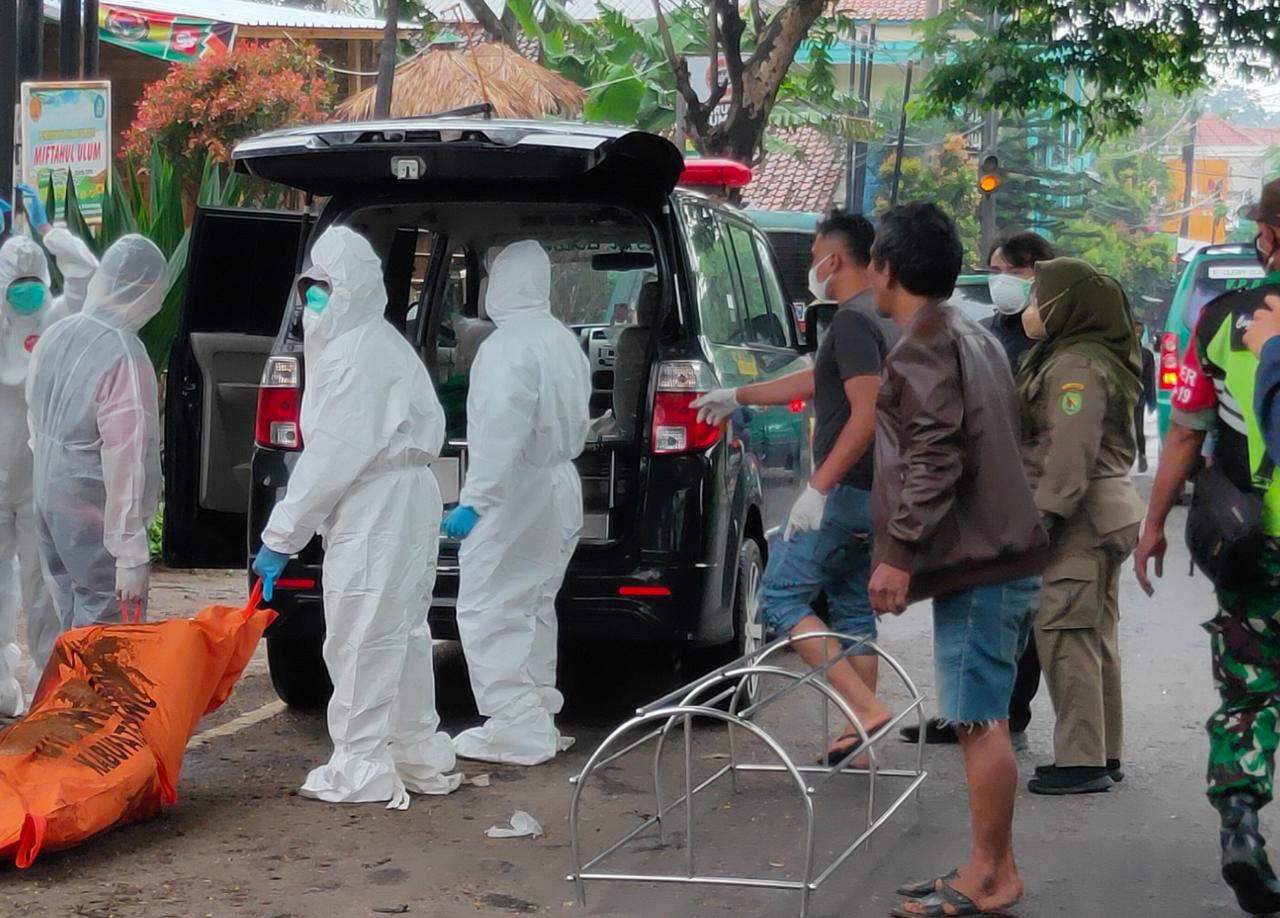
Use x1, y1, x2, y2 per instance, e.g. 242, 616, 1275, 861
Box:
485, 810, 544, 839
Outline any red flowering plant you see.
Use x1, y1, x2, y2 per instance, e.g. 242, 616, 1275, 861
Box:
123, 41, 336, 171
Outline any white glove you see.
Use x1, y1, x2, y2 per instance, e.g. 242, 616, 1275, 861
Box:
783, 486, 828, 541
116, 563, 150, 622
690, 388, 741, 425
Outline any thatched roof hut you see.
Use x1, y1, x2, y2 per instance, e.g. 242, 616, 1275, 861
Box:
336, 44, 586, 121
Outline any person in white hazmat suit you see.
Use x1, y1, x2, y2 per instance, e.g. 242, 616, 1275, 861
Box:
443, 240, 592, 767
18, 183, 100, 323
0, 237, 66, 714
26, 235, 165, 630
253, 226, 459, 808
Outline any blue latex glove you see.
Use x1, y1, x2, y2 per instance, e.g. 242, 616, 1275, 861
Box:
0, 198, 9, 235
441, 505, 480, 540
253, 546, 290, 601
16, 183, 47, 230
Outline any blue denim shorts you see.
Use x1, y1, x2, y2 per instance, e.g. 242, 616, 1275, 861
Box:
933, 576, 1042, 726
759, 484, 875, 653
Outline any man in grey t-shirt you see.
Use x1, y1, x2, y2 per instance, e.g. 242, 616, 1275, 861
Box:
693, 210, 897, 764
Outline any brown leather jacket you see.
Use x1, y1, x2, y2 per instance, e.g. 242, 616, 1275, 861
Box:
873, 300, 1049, 600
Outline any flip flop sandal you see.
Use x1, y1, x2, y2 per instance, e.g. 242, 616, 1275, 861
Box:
896, 868, 959, 898
819, 731, 863, 766
889, 880, 1019, 917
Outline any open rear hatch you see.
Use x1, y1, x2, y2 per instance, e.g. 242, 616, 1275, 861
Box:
232, 119, 684, 199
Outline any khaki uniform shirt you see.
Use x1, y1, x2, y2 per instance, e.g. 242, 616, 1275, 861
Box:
1020, 351, 1145, 540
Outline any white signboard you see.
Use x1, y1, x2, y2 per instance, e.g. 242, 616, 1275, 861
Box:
19, 81, 112, 226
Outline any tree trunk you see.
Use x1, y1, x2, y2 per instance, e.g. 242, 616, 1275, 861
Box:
691, 0, 826, 164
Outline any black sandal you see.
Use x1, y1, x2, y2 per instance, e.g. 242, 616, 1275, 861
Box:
895, 868, 959, 898
889, 880, 1019, 917
820, 730, 864, 766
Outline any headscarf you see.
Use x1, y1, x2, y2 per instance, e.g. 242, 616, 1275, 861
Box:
1015, 258, 1142, 410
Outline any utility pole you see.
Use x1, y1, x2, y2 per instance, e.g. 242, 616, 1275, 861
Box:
888, 61, 914, 207
59, 0, 81, 79
1, 0, 15, 240
374, 0, 399, 119
849, 20, 875, 214
843, 37, 860, 210
977, 7, 999, 256
1179, 111, 1199, 240
83, 0, 99, 78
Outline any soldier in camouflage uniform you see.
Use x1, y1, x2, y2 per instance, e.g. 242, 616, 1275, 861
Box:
1136, 177, 1280, 915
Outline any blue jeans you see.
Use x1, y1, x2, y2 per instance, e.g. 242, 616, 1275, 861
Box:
933, 576, 1043, 726
759, 484, 875, 652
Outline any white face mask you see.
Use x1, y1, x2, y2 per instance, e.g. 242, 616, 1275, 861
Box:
988, 273, 1032, 315
807, 253, 835, 302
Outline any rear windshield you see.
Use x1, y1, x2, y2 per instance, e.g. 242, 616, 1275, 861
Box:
335, 201, 657, 441
763, 230, 814, 306
1180, 258, 1268, 332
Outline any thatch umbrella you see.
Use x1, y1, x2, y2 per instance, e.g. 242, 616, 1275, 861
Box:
337, 44, 586, 121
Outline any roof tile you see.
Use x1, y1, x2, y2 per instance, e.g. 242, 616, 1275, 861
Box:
742, 127, 844, 213
831, 0, 932, 21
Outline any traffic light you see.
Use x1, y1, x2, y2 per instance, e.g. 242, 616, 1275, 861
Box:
979, 153, 1000, 194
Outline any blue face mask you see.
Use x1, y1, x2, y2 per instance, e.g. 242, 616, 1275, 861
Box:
305, 285, 330, 314
6, 281, 46, 316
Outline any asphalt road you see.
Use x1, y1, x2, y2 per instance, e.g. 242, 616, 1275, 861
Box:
0, 483, 1257, 918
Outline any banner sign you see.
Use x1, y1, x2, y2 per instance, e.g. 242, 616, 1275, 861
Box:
100, 4, 237, 62
19, 82, 112, 226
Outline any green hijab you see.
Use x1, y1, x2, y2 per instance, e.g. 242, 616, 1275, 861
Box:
1015, 257, 1143, 408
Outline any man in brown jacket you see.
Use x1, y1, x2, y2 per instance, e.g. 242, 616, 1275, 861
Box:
868, 203, 1049, 918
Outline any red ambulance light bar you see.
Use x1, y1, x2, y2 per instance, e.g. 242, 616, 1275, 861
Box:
679, 159, 753, 190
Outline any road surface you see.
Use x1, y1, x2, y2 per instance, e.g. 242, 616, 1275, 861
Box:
0, 488, 1253, 917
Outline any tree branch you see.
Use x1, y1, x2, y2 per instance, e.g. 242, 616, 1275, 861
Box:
651, 0, 705, 117
457, 0, 520, 49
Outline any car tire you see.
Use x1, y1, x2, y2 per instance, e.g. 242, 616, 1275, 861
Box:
266, 634, 333, 710
685, 537, 765, 708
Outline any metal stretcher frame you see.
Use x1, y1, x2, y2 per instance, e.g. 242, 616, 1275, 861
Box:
566, 631, 929, 918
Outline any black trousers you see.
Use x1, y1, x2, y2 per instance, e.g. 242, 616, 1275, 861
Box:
1134, 403, 1147, 456
1008, 638, 1041, 733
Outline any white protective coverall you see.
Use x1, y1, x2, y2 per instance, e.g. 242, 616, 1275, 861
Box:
26, 235, 165, 630
261, 226, 458, 807
454, 240, 592, 766
0, 237, 62, 712
43, 227, 99, 323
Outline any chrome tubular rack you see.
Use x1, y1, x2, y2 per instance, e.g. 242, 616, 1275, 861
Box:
566, 631, 929, 917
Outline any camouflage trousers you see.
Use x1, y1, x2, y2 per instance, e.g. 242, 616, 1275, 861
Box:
1206, 547, 1280, 803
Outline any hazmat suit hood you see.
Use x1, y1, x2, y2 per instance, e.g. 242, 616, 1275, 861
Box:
301, 226, 387, 352
83, 235, 168, 332
0, 236, 53, 387
486, 241, 552, 326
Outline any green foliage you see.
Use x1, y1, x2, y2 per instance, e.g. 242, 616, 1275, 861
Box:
1057, 218, 1178, 321
876, 135, 982, 267
916, 0, 1280, 142
57, 149, 279, 371
149, 502, 165, 560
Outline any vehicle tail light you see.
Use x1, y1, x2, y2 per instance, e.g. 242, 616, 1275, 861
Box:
255, 356, 303, 449
651, 360, 722, 455
1159, 332, 1180, 390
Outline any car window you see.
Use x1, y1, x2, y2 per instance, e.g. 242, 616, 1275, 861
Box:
683, 204, 743, 345
727, 222, 787, 348
1181, 259, 1268, 332
949, 279, 994, 323
754, 229, 794, 346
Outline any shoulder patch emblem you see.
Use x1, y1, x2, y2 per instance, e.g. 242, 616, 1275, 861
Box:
1061, 391, 1084, 416
1060, 381, 1085, 391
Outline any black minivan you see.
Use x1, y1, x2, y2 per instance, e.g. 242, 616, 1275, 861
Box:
163, 119, 815, 707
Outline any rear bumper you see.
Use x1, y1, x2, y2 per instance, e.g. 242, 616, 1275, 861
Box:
259, 558, 711, 647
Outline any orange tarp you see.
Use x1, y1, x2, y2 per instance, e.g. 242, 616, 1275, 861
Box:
0, 587, 274, 867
